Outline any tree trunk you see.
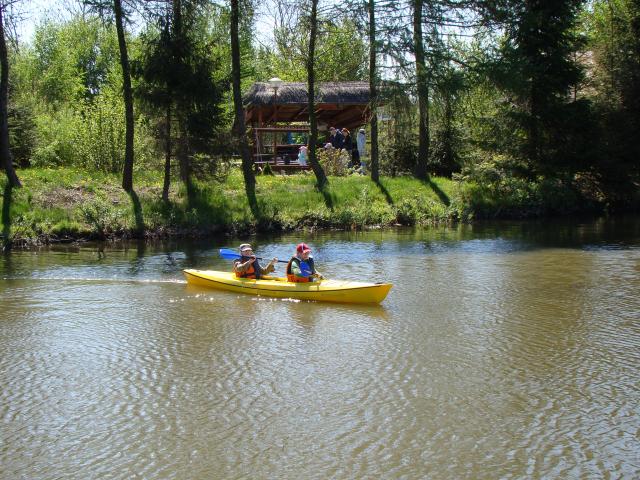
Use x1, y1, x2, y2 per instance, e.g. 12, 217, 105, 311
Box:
306, 0, 328, 188
231, 0, 257, 207
114, 0, 134, 192
162, 103, 171, 202
0, 5, 20, 188
413, 0, 430, 180
368, 0, 379, 182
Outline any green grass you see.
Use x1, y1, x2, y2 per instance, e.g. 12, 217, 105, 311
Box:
0, 166, 606, 245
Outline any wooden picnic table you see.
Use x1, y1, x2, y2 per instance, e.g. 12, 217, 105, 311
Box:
254, 160, 310, 174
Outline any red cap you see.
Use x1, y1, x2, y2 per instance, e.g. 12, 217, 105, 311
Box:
296, 242, 311, 254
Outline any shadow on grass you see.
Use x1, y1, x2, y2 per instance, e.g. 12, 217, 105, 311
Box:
319, 184, 334, 211
424, 178, 450, 206
2, 184, 12, 252
183, 182, 235, 229
374, 179, 394, 205
185, 179, 197, 210
245, 181, 260, 219
128, 190, 145, 235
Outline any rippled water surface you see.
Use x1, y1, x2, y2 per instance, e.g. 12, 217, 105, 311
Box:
1, 217, 639, 479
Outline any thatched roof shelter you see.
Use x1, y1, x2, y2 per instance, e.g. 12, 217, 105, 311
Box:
243, 81, 371, 131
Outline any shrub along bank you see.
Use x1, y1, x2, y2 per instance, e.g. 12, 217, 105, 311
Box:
0, 167, 617, 247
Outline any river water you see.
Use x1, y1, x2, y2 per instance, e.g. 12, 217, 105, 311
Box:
1, 217, 639, 479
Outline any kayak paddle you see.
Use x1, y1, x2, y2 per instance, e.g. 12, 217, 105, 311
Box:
219, 248, 288, 263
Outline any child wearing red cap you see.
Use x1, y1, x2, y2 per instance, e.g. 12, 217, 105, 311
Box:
286, 243, 323, 282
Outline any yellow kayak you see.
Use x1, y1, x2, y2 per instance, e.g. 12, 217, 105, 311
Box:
183, 269, 392, 304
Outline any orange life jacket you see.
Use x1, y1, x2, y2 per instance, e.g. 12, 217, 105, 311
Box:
286, 257, 312, 283
235, 259, 257, 279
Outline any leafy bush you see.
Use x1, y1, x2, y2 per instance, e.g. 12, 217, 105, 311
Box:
317, 147, 350, 176
379, 137, 417, 176
261, 161, 274, 175
31, 107, 80, 167
79, 196, 123, 237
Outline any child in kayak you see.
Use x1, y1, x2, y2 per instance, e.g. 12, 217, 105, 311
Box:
233, 243, 278, 279
286, 243, 324, 282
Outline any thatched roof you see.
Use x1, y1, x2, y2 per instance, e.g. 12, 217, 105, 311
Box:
243, 81, 370, 106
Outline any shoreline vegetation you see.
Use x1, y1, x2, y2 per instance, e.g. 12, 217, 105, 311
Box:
2, 3, 639, 252
2, 167, 636, 249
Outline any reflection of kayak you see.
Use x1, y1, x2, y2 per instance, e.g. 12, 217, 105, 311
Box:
183, 269, 392, 304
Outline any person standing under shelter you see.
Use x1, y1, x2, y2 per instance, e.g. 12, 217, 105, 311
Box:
328, 126, 344, 149
342, 128, 359, 168
298, 145, 308, 166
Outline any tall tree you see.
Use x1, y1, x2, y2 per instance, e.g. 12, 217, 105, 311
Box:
589, 0, 640, 189
368, 0, 379, 182
134, 14, 173, 201
171, 0, 227, 194
495, 0, 586, 175
135, 0, 227, 196
172, 0, 190, 189
231, 0, 257, 209
306, 0, 328, 188
413, 0, 429, 180
0, 2, 20, 187
83, 0, 135, 191
113, 0, 134, 192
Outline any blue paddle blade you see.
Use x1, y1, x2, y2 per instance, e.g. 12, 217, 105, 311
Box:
219, 248, 241, 260
219, 248, 288, 264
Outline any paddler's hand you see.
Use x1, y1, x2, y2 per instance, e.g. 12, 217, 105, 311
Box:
270, 257, 278, 265
247, 255, 256, 264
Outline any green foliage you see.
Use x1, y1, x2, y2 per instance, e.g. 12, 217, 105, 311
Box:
317, 147, 351, 176
28, 90, 154, 172
430, 67, 465, 176
30, 107, 80, 168
488, 0, 589, 176
132, 1, 231, 185
261, 162, 274, 175
263, 17, 368, 81
4, 2, 638, 217
585, 0, 640, 201
79, 196, 124, 238
377, 85, 417, 176
7, 102, 37, 167
25, 17, 119, 105
73, 90, 127, 172
453, 156, 591, 218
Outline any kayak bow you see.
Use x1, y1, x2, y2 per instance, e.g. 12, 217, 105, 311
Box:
183, 269, 392, 304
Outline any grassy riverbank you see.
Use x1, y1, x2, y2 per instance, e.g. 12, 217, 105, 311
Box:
0, 167, 618, 246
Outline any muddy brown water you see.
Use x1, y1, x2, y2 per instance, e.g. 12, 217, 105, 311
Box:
1, 217, 639, 479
